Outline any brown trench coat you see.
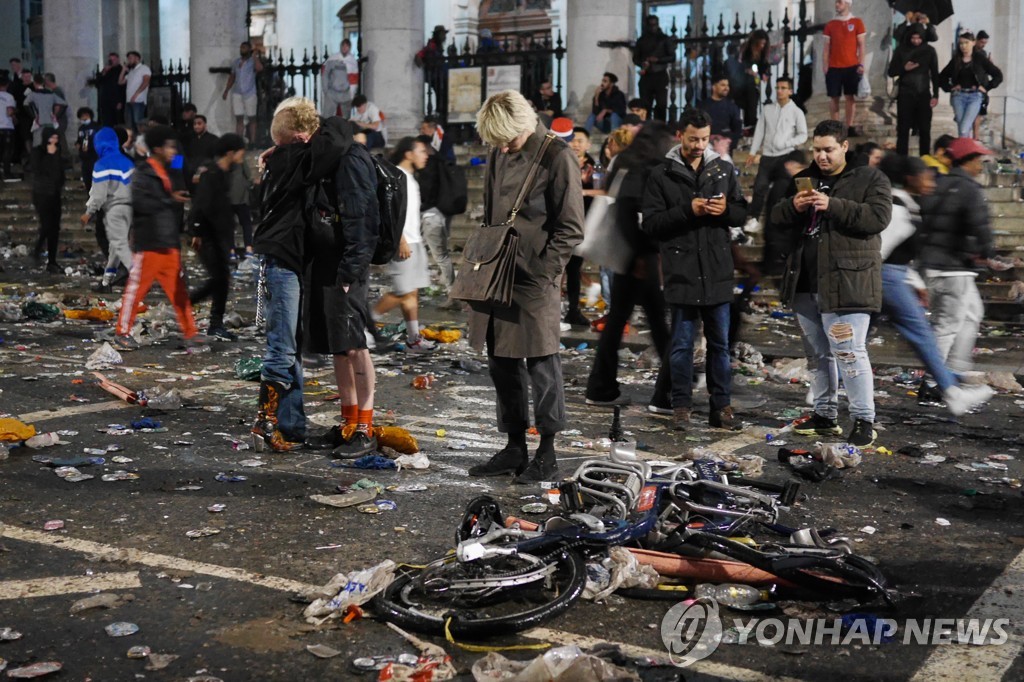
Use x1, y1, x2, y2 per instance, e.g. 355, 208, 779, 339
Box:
466, 125, 585, 357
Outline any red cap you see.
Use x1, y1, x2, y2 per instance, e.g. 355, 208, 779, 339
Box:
946, 137, 993, 161
550, 117, 574, 140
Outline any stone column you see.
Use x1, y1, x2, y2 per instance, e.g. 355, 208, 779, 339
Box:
274, 0, 316, 54
189, 0, 247, 136
361, 0, 424, 139
42, 0, 102, 146
566, 0, 635, 121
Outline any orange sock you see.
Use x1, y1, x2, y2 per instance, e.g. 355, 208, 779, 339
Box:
342, 404, 358, 428
357, 409, 373, 435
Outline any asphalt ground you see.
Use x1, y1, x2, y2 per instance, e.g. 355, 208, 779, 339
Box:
1, 257, 1023, 681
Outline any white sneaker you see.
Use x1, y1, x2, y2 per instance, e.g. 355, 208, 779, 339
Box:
559, 321, 571, 333
944, 384, 995, 416
405, 337, 437, 353
743, 217, 762, 234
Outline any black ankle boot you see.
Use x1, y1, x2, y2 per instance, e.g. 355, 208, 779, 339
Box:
468, 446, 528, 477
514, 448, 558, 484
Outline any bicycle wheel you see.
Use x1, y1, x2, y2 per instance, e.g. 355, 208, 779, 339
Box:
372, 549, 587, 638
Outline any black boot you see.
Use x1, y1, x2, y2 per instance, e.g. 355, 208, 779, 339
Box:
515, 435, 558, 484
468, 446, 528, 477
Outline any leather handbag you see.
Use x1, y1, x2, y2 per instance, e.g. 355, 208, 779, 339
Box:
450, 134, 555, 307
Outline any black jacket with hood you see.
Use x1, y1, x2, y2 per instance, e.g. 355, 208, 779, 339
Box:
888, 24, 940, 98
305, 117, 379, 286
918, 167, 994, 271
131, 157, 182, 252
641, 146, 747, 306
253, 119, 345, 275
31, 126, 65, 197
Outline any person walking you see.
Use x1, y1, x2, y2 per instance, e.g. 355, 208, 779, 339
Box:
642, 108, 748, 431
113, 126, 204, 352
31, 127, 64, 273
745, 77, 808, 231
939, 32, 1001, 139
189, 133, 246, 340
889, 24, 939, 156
466, 91, 584, 483
80, 127, 134, 291
372, 137, 438, 353
770, 120, 891, 447
917, 137, 996, 391
876, 153, 994, 415
414, 134, 456, 297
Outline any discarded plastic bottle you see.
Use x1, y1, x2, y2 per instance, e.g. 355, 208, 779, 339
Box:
694, 583, 768, 606
411, 374, 435, 389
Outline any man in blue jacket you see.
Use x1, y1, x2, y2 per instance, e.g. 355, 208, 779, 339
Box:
642, 108, 747, 431
81, 127, 135, 290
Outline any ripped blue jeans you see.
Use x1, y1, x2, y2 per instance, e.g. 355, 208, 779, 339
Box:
792, 293, 875, 423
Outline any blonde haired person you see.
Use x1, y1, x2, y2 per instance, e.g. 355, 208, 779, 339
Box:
466, 90, 585, 482
250, 97, 350, 453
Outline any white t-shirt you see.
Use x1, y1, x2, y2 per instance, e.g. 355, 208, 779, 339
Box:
399, 166, 422, 244
0, 91, 15, 130
125, 63, 152, 104
350, 101, 381, 127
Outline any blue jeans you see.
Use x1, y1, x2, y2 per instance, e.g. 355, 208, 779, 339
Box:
792, 293, 875, 422
261, 259, 306, 439
125, 102, 147, 133
951, 90, 983, 138
881, 264, 957, 392
584, 112, 623, 134
669, 303, 731, 411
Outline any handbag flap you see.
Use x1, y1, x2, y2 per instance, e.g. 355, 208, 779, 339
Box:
462, 224, 516, 265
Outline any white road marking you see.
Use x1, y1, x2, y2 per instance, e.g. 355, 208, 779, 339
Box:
0, 523, 319, 595
524, 627, 804, 682
910, 547, 1024, 682
0, 571, 141, 599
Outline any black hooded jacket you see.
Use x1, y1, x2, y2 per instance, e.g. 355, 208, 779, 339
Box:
888, 25, 940, 98
253, 119, 346, 274
31, 126, 65, 197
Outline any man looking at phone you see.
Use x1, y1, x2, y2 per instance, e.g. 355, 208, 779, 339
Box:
642, 108, 748, 431
770, 120, 891, 447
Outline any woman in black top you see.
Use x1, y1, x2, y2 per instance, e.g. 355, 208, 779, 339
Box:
31, 126, 64, 273
939, 32, 1002, 138
733, 30, 771, 131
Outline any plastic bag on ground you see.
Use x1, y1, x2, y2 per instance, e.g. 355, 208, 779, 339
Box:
141, 386, 182, 410
815, 442, 862, 469
582, 546, 660, 602
767, 357, 810, 383
395, 452, 430, 470
233, 356, 263, 381
383, 622, 457, 681
985, 371, 1023, 393
471, 645, 640, 682
302, 559, 396, 624
85, 342, 124, 370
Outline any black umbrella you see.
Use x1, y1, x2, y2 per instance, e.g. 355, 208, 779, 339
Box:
893, 0, 955, 26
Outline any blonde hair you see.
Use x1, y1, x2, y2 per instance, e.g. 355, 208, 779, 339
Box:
271, 96, 319, 144
607, 127, 634, 155
476, 90, 538, 147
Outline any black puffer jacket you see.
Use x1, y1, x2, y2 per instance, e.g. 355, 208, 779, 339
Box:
771, 163, 892, 312
641, 147, 747, 306
917, 167, 994, 271
131, 159, 181, 252
254, 118, 346, 274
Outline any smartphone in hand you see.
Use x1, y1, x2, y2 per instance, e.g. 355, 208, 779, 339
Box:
795, 177, 815, 193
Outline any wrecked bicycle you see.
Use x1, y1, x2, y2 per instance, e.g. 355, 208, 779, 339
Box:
373, 447, 894, 638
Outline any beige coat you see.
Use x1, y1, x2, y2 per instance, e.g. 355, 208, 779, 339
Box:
467, 125, 585, 357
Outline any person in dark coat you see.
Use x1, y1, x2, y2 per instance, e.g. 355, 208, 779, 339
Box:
770, 120, 891, 448
31, 126, 65, 273
697, 75, 744, 152
467, 90, 584, 483
642, 108, 748, 431
888, 23, 940, 156
633, 15, 676, 121
95, 52, 127, 126
584, 72, 627, 133
585, 122, 675, 410
189, 133, 246, 340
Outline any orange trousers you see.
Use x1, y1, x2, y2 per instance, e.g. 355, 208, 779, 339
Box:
116, 248, 198, 338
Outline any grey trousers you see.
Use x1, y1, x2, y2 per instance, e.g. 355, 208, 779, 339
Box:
488, 353, 566, 436
104, 204, 133, 273
927, 273, 983, 374
420, 207, 455, 289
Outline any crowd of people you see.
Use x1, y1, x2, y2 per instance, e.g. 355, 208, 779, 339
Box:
0, 2, 1009, 479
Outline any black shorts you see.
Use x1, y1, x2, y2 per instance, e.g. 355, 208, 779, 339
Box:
825, 66, 860, 97
305, 278, 370, 354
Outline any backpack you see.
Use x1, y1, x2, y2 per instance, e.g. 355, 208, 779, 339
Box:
434, 159, 468, 216
370, 154, 407, 264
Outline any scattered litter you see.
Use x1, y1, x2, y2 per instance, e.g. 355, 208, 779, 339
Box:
43, 520, 64, 531
85, 342, 123, 369
395, 452, 430, 470
4, 662, 63, 678
471, 644, 640, 682
357, 500, 397, 514
144, 654, 179, 671
25, 432, 61, 449
207, 504, 227, 513
0, 628, 22, 641
311, 489, 378, 508
306, 644, 342, 659
352, 654, 419, 671
233, 356, 263, 381
101, 470, 140, 482
919, 454, 946, 465
215, 472, 247, 482
935, 518, 951, 527
186, 528, 222, 538
126, 646, 151, 659
333, 454, 396, 470
859, 526, 877, 535
237, 458, 266, 468
70, 593, 132, 614
521, 503, 548, 514
104, 622, 140, 637
302, 560, 397, 624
